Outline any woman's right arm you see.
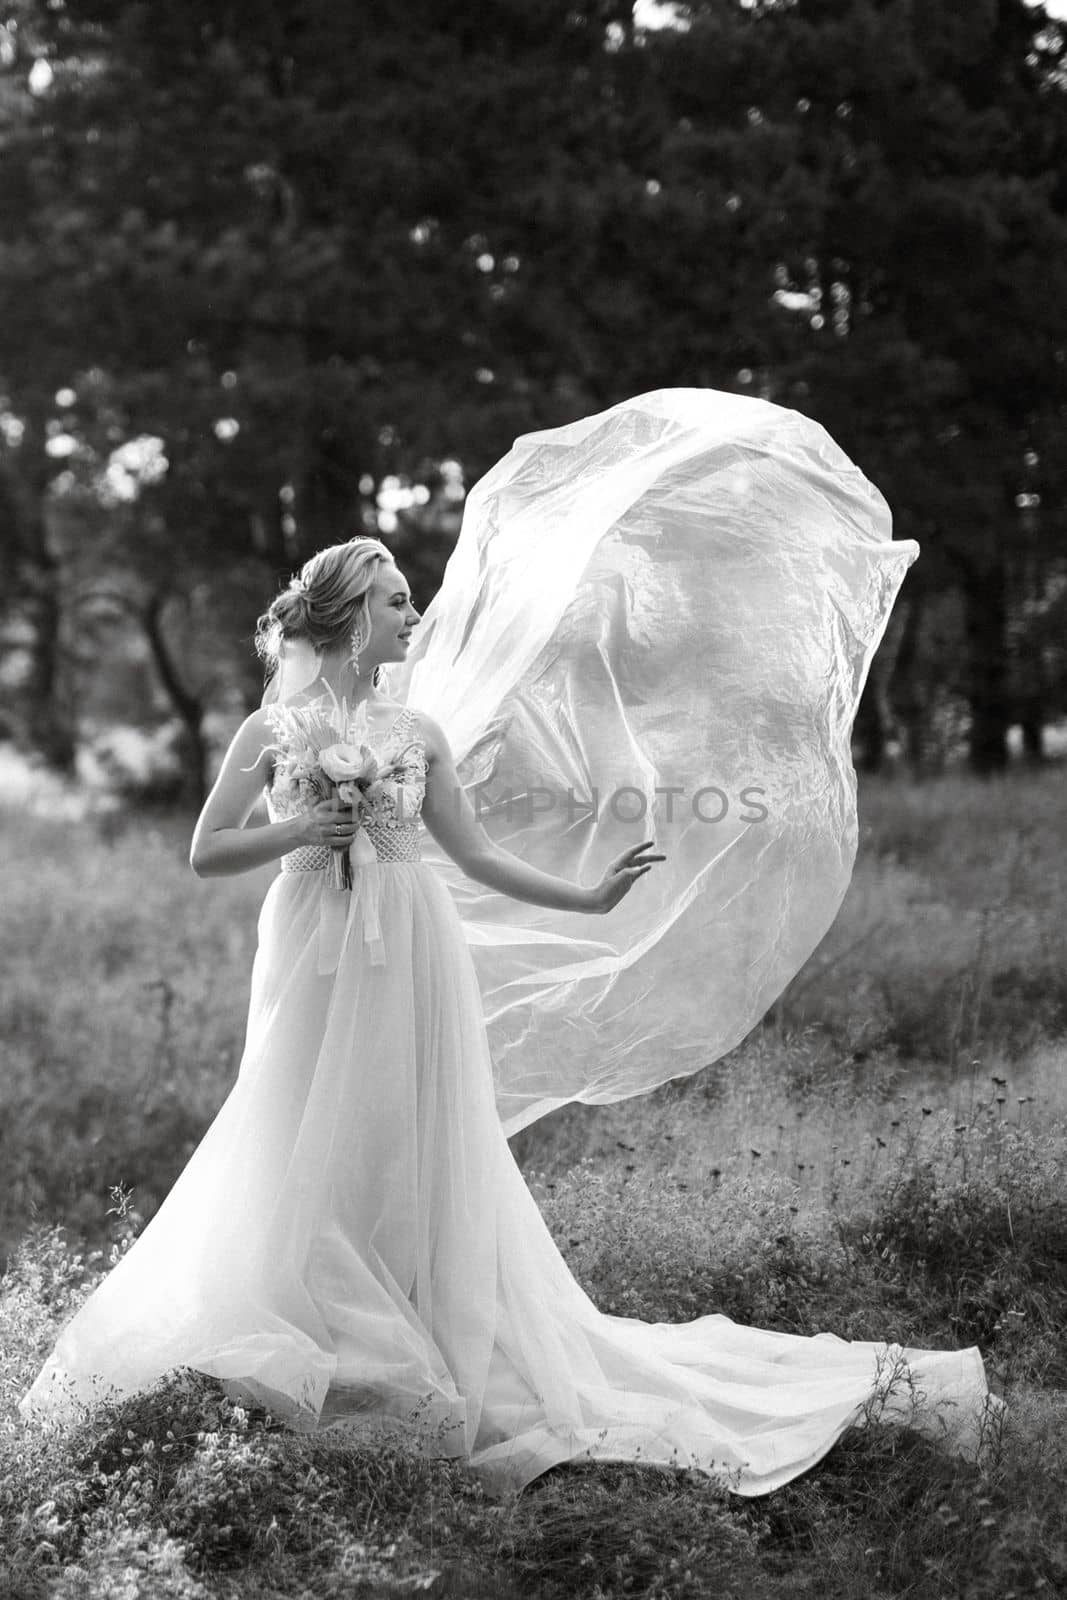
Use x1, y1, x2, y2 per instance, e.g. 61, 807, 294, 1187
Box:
190, 710, 349, 877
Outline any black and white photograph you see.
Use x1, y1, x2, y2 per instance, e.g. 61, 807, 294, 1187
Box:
2, 3, 1066, 1596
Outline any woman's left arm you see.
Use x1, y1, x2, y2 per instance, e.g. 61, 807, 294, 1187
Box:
415, 712, 664, 916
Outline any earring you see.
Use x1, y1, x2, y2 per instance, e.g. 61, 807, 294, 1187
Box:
349, 621, 364, 676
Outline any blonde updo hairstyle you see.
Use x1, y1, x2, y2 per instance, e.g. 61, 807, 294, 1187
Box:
256, 538, 395, 687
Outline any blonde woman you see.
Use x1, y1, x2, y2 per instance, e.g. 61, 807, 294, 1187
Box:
22, 391, 991, 1496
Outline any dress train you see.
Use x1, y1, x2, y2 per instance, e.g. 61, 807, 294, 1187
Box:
20, 707, 991, 1496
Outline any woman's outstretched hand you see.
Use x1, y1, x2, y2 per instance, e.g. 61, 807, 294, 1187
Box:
588, 839, 666, 915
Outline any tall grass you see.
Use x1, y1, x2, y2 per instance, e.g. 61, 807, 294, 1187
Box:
513, 765, 1067, 1178
2, 761, 1066, 1596
0, 809, 269, 1260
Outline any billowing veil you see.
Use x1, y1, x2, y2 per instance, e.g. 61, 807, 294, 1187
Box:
275, 390, 917, 1135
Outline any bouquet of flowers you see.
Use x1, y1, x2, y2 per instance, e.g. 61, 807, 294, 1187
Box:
264, 689, 422, 892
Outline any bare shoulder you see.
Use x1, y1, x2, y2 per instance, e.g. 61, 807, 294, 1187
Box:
407, 708, 450, 767
240, 704, 279, 742
227, 706, 278, 768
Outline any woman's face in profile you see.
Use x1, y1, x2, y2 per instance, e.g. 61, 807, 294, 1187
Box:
365, 564, 421, 664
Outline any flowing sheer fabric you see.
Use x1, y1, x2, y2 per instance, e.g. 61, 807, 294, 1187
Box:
373, 388, 920, 1133
21, 390, 992, 1495
21, 705, 990, 1494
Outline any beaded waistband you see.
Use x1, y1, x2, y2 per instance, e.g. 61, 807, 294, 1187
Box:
280, 844, 333, 873
281, 824, 421, 874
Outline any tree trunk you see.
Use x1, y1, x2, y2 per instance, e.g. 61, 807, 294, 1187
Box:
1019, 701, 1045, 764
888, 592, 927, 777
142, 591, 209, 803
853, 598, 915, 775
11, 493, 77, 773
962, 560, 1010, 776
1006, 534, 1048, 769
854, 681, 886, 774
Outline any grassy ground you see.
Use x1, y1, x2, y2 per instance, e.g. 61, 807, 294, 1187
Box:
2, 761, 1066, 1597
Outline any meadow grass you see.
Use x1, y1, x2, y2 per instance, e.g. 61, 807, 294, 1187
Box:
2, 759, 1066, 1597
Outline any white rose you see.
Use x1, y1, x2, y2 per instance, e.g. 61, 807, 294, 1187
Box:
319, 742, 378, 785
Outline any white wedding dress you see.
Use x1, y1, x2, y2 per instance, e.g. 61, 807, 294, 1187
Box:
21, 391, 991, 1495
21, 700, 989, 1495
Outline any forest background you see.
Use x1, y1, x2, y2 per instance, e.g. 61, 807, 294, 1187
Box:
1, 0, 1066, 801
3, 5, 1067, 1600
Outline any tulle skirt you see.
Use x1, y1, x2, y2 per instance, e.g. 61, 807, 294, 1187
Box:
21, 862, 991, 1495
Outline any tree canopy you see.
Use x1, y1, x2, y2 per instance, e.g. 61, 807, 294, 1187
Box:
1, 0, 1065, 793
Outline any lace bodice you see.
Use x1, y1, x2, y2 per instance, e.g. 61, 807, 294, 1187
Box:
264, 701, 428, 863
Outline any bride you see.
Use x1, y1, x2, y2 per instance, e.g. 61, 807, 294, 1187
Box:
20, 390, 991, 1496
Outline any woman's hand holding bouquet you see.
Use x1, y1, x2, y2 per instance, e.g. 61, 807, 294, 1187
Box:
314, 742, 411, 887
